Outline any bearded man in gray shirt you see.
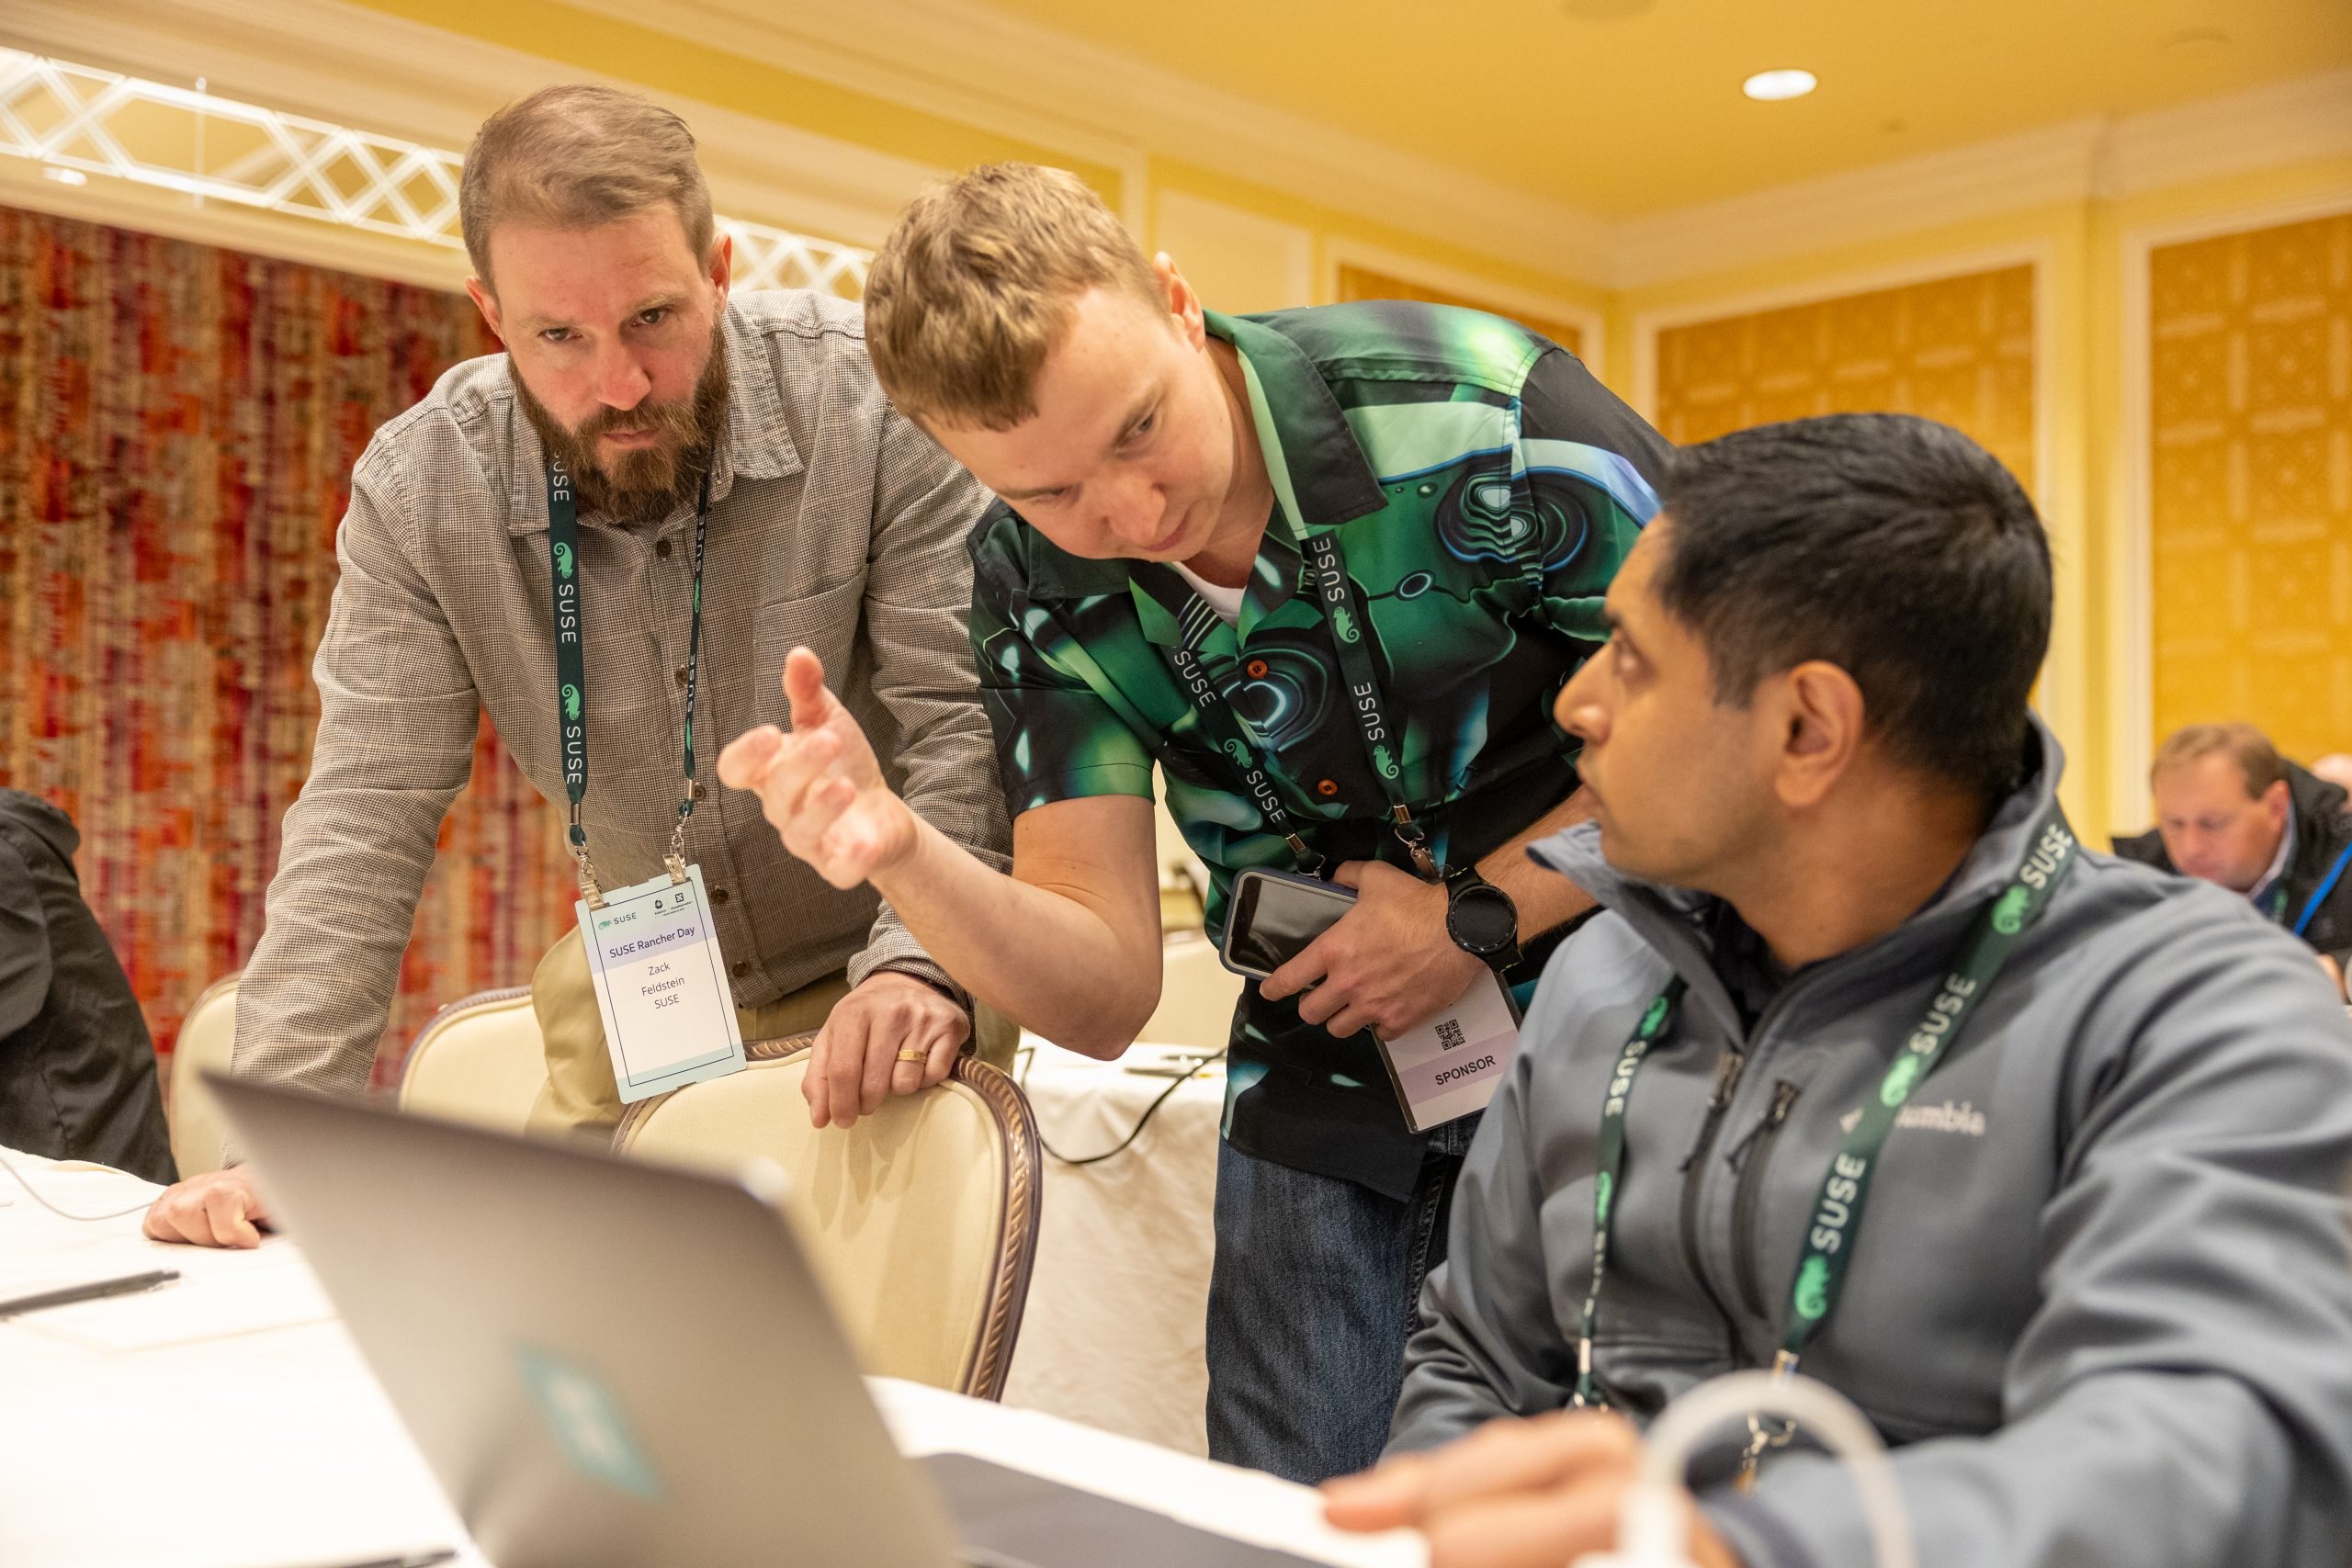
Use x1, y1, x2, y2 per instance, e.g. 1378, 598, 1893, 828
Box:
144, 85, 1010, 1247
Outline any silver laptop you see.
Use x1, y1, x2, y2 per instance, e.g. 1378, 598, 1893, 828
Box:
207, 1072, 1318, 1568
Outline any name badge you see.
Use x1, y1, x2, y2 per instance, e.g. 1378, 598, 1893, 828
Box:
575, 865, 747, 1104
1375, 969, 1522, 1133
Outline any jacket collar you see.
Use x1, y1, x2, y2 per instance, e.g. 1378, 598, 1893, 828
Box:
503, 299, 800, 535
1530, 716, 2069, 1043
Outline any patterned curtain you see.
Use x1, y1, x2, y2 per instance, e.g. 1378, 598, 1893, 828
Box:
0, 203, 574, 1083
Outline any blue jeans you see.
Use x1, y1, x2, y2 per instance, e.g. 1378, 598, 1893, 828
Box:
1204, 1114, 1479, 1484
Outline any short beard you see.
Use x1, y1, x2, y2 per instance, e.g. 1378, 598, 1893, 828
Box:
516, 321, 729, 525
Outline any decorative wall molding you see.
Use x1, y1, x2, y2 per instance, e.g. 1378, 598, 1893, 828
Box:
548, 0, 1617, 283
2104, 69, 2352, 202
1612, 69, 2352, 288
6, 0, 2345, 305
548, 0, 2352, 292
1612, 121, 2109, 288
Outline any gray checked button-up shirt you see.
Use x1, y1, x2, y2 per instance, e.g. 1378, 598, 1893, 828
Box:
232, 289, 1009, 1100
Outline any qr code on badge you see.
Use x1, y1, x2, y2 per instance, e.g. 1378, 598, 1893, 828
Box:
1436, 1017, 1466, 1051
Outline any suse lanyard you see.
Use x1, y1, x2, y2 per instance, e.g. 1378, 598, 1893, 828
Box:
1570, 805, 2079, 1455
1159, 527, 1440, 881
548, 458, 711, 905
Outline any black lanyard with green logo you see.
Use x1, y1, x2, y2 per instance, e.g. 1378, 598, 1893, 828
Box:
1570, 803, 2078, 1416
1165, 643, 1325, 874
1157, 527, 1438, 881
547, 458, 711, 905
1300, 528, 1438, 877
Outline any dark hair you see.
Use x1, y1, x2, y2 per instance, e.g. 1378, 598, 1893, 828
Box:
1653, 412, 2051, 805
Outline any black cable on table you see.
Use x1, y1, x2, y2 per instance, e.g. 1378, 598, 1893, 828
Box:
1017, 1046, 1227, 1167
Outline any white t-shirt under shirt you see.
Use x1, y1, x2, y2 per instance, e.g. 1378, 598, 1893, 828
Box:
1171, 561, 1246, 626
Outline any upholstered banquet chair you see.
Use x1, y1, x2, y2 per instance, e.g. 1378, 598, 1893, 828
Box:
614, 1035, 1042, 1401
166, 974, 241, 1179
395, 986, 549, 1134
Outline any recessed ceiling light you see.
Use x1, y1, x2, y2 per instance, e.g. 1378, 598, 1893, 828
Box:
43, 166, 88, 186
1743, 69, 1818, 102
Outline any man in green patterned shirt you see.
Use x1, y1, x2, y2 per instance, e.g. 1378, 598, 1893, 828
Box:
719, 164, 1669, 1483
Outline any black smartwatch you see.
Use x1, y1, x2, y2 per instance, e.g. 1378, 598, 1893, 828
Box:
1444, 865, 1522, 971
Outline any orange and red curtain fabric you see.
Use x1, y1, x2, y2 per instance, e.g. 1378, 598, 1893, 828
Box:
0, 203, 573, 1082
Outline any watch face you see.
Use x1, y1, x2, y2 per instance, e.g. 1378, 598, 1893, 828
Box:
1449, 884, 1518, 955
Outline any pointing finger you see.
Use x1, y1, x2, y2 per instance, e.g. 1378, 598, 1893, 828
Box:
783, 648, 835, 731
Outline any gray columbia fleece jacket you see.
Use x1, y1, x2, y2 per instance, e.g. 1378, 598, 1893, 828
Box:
1389, 724, 2352, 1568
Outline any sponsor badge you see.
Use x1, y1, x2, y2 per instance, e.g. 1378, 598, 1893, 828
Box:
1375, 967, 1522, 1132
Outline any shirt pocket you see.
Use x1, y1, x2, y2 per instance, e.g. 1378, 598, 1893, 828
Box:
750, 574, 868, 731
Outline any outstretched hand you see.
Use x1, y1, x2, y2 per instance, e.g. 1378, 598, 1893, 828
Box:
1321, 1409, 1742, 1568
718, 648, 918, 888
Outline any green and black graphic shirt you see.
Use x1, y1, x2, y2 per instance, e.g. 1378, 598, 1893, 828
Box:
967, 303, 1671, 1197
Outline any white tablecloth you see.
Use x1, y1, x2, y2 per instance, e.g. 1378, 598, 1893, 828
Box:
0, 1146, 1419, 1568
1001, 1037, 1226, 1455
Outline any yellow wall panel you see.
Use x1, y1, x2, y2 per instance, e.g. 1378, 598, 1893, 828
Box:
2149, 212, 2352, 765
1654, 264, 2038, 495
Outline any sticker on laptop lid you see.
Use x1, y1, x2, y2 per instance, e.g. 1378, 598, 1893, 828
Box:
514, 1344, 662, 1501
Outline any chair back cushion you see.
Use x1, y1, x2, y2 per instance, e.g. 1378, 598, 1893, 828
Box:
167, 976, 240, 1179
616, 1043, 1037, 1398
397, 987, 547, 1135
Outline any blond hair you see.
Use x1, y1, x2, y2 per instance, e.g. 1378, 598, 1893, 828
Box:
459, 85, 715, 287
2152, 722, 2289, 797
863, 163, 1162, 430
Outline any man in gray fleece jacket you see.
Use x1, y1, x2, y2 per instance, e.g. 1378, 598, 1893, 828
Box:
1321, 413, 2352, 1568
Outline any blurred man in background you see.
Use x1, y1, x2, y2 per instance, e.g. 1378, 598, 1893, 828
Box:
2116, 723, 2352, 996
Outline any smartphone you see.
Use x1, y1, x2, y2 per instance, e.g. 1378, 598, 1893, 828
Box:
1219, 868, 1357, 979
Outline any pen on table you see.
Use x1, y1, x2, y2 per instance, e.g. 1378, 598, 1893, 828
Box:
0, 1268, 180, 1318
299, 1551, 459, 1568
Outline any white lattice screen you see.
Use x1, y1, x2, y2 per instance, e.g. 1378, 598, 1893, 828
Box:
0, 49, 871, 297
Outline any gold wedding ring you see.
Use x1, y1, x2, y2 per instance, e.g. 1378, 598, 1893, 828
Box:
895, 1048, 928, 1065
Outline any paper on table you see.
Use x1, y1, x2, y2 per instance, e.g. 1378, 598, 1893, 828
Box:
17, 1244, 334, 1352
